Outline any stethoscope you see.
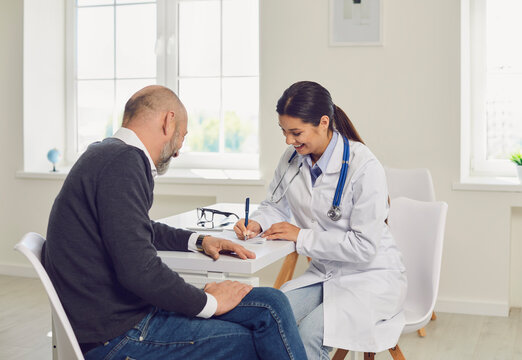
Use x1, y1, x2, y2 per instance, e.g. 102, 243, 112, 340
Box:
270, 136, 350, 221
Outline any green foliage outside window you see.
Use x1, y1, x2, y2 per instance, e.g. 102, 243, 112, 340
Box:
187, 110, 252, 153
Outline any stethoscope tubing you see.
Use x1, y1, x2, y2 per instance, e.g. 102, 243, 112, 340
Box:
333, 137, 350, 208
271, 136, 350, 221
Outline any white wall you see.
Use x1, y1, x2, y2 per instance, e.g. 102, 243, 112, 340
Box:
23, 0, 65, 172
2, 0, 522, 315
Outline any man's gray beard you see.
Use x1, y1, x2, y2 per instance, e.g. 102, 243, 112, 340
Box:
157, 139, 177, 175
156, 156, 171, 175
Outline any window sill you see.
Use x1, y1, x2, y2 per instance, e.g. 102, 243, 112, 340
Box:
16, 169, 71, 180
157, 168, 264, 186
16, 168, 264, 186
453, 176, 522, 192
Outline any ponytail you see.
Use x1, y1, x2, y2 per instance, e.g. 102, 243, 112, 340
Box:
333, 105, 364, 144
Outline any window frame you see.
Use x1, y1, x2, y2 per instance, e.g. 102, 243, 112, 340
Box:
464, 0, 521, 178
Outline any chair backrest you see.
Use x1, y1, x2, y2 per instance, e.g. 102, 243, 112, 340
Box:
14, 232, 84, 360
384, 167, 436, 202
388, 198, 447, 327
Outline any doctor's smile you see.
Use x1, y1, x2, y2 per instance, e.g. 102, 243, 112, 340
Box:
280, 114, 335, 164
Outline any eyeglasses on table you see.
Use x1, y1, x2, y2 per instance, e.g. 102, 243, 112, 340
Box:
196, 208, 240, 229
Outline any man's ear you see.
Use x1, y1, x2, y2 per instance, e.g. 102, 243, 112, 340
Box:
162, 111, 175, 136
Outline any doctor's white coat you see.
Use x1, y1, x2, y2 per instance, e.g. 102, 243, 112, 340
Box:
251, 134, 407, 352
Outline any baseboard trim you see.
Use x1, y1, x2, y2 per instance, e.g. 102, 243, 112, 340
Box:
435, 297, 509, 317
0, 263, 37, 278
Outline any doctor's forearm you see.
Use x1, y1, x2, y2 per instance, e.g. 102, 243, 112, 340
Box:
296, 230, 378, 263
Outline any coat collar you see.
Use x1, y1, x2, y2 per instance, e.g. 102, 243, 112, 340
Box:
324, 132, 348, 175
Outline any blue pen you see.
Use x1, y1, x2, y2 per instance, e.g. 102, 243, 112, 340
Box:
244, 197, 250, 241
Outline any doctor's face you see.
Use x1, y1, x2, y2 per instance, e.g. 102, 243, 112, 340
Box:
279, 114, 331, 161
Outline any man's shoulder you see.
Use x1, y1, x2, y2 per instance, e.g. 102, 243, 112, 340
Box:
69, 138, 151, 181
84, 138, 148, 167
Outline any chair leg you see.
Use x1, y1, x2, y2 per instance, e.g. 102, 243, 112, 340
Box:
416, 311, 436, 337
273, 252, 299, 289
332, 349, 349, 360
389, 345, 406, 360
333, 349, 377, 360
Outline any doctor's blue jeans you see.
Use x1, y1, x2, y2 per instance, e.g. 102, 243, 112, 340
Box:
84, 287, 307, 360
285, 283, 332, 360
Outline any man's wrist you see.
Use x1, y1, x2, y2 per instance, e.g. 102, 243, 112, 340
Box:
196, 293, 217, 318
196, 234, 206, 251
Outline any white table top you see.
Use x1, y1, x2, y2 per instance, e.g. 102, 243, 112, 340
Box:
157, 203, 295, 274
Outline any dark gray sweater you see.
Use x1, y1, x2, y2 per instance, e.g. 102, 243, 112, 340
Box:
42, 138, 206, 344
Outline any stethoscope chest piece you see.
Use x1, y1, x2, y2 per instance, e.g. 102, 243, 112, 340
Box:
326, 136, 350, 222
327, 206, 342, 221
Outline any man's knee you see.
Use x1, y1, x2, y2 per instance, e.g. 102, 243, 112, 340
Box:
246, 287, 292, 313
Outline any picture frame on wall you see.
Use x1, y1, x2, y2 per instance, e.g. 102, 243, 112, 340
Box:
329, 0, 382, 46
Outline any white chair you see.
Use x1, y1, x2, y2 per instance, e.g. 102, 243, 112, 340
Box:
14, 232, 84, 360
389, 198, 447, 335
384, 166, 437, 337
384, 167, 436, 202
333, 197, 448, 360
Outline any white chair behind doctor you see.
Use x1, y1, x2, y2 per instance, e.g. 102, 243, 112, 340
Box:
389, 197, 447, 335
333, 197, 448, 360
384, 166, 437, 337
14, 232, 84, 360
384, 167, 436, 202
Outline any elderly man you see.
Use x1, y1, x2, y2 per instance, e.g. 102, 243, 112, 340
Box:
42, 85, 306, 359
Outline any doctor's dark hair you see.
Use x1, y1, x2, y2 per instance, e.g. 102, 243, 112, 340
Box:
276, 81, 364, 144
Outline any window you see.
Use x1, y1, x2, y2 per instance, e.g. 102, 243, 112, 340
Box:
465, 0, 522, 177
70, 0, 157, 159
67, 0, 259, 170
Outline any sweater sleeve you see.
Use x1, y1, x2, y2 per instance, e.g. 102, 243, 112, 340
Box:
95, 149, 206, 316
151, 220, 194, 251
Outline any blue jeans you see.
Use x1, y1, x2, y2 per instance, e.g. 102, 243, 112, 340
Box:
285, 283, 332, 360
84, 287, 306, 360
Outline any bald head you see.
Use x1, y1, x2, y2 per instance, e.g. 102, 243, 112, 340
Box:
120, 85, 188, 175
122, 85, 184, 126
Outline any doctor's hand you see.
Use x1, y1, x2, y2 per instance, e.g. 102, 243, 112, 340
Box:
204, 280, 253, 316
233, 219, 262, 240
261, 222, 300, 242
201, 236, 256, 260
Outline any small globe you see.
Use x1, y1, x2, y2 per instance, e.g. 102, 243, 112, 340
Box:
47, 148, 62, 172
47, 148, 62, 164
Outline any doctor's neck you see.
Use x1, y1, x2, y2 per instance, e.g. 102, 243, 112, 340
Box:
310, 130, 333, 164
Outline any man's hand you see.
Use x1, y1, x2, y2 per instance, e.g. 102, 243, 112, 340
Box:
201, 236, 256, 260
261, 221, 301, 242
233, 219, 262, 240
204, 281, 253, 316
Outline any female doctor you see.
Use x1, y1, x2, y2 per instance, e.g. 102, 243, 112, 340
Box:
234, 81, 407, 359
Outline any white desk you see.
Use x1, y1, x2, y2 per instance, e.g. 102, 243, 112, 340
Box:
157, 203, 295, 287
